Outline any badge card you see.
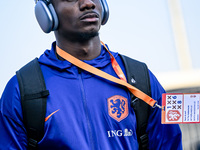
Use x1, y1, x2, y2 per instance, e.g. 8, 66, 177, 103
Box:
162, 93, 200, 124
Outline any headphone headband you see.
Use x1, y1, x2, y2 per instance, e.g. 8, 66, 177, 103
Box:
35, 0, 51, 4
34, 0, 37, 3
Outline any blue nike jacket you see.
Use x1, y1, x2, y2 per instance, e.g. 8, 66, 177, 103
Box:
0, 42, 182, 149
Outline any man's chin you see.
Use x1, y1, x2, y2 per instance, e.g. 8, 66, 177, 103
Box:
77, 32, 99, 41
57, 29, 99, 42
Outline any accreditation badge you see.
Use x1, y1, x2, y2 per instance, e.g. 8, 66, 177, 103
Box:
162, 93, 200, 124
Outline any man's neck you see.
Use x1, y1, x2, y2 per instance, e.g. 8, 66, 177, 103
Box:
55, 36, 101, 61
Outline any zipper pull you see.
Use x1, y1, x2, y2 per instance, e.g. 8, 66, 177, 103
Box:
78, 68, 82, 74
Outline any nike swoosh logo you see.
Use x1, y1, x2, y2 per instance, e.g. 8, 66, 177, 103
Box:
45, 109, 60, 122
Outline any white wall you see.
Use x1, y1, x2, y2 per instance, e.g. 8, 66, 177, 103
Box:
1, 0, 200, 95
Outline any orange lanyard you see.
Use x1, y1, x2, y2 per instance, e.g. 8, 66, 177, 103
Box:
56, 42, 162, 109
100, 41, 127, 82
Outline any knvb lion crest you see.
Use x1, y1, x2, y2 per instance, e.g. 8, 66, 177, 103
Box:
107, 95, 129, 122
167, 110, 181, 121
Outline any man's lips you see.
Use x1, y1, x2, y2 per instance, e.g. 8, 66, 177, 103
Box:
79, 12, 99, 22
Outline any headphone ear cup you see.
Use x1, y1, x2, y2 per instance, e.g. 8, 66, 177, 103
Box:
35, 1, 58, 33
100, 0, 109, 25
48, 3, 59, 31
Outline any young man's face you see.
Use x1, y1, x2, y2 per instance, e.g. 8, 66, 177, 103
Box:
52, 0, 103, 40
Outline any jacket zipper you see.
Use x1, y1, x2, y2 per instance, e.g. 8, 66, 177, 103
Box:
78, 68, 95, 150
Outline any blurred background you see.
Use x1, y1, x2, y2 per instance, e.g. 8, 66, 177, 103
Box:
0, 0, 200, 149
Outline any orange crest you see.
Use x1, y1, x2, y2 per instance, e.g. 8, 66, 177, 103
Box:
108, 95, 129, 122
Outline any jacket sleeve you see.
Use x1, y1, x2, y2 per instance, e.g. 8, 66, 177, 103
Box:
146, 70, 182, 150
0, 75, 27, 150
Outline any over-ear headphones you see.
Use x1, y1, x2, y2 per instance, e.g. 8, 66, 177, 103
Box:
34, 0, 109, 33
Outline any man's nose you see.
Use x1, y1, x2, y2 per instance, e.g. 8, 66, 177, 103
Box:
79, 0, 96, 11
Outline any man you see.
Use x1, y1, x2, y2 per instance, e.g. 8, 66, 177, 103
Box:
0, 0, 182, 149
